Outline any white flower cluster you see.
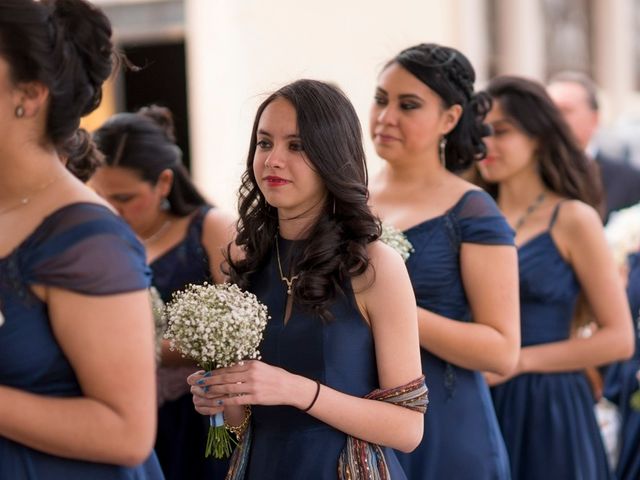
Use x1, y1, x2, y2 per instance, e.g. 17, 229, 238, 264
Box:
380, 223, 415, 261
164, 282, 269, 370
605, 203, 640, 270
149, 286, 167, 363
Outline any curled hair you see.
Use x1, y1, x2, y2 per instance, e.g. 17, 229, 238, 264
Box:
228, 79, 380, 321
0, 0, 116, 175
391, 43, 492, 171
485, 76, 602, 208
93, 105, 208, 216
61, 128, 104, 182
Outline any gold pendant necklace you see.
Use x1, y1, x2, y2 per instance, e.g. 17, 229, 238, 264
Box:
0, 172, 64, 217
274, 235, 299, 295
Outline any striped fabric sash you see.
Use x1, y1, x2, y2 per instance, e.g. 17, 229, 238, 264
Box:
226, 375, 428, 480
338, 375, 428, 480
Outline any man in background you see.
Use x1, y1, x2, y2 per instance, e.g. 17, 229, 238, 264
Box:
548, 71, 640, 222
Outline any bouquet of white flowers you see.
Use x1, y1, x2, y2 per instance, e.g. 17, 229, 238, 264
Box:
149, 287, 167, 364
164, 282, 269, 458
605, 202, 640, 270
380, 223, 414, 261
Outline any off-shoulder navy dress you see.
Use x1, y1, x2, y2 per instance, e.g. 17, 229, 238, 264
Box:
0, 203, 163, 479
241, 235, 408, 479
396, 190, 514, 479
491, 202, 612, 480
604, 252, 640, 480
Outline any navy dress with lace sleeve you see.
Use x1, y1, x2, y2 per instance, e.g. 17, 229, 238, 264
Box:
0, 203, 163, 479
396, 190, 514, 479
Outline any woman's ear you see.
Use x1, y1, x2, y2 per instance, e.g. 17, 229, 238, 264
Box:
156, 168, 175, 197
441, 104, 463, 135
15, 80, 49, 118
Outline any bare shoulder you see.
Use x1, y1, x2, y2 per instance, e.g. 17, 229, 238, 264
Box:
202, 208, 237, 241
554, 199, 602, 234
352, 240, 409, 293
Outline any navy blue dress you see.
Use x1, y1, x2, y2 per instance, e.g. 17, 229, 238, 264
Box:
151, 206, 228, 480
242, 235, 407, 479
0, 203, 163, 479
492, 202, 613, 480
604, 252, 640, 480
396, 190, 513, 479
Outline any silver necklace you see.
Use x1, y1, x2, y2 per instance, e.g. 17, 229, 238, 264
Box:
514, 192, 546, 231
274, 236, 299, 295
143, 219, 172, 244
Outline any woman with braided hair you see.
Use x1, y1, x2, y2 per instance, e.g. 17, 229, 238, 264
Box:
0, 0, 163, 479
368, 43, 519, 478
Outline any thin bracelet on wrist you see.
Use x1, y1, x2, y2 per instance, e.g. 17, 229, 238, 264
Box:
302, 379, 321, 412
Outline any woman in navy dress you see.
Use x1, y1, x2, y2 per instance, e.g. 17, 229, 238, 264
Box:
368, 43, 520, 479
603, 250, 640, 480
189, 79, 427, 479
0, 1, 162, 479
91, 106, 235, 480
476, 76, 634, 480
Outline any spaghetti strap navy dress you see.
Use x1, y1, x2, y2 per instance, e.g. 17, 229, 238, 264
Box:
240, 235, 407, 480
151, 205, 228, 480
396, 190, 514, 479
0, 203, 163, 479
603, 252, 640, 480
491, 201, 613, 480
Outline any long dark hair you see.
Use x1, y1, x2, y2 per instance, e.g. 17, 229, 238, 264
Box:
0, 0, 116, 180
93, 105, 208, 216
483, 75, 602, 208
388, 43, 492, 171
228, 79, 380, 321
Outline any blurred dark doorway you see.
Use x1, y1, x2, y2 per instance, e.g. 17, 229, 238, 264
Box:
122, 42, 191, 169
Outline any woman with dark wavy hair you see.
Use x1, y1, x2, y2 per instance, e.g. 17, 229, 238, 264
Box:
368, 43, 520, 479
476, 75, 633, 480
189, 79, 427, 479
0, 0, 162, 478
91, 105, 235, 480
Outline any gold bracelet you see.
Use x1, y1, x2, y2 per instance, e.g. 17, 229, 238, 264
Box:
224, 405, 251, 439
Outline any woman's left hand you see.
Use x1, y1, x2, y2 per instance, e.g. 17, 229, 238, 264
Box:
190, 360, 308, 408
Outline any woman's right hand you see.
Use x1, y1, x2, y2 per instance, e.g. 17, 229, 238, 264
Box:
188, 370, 226, 417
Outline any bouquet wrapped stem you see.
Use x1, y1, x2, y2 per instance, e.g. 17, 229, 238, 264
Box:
164, 283, 269, 458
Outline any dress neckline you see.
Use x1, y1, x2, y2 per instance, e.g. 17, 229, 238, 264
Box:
150, 206, 209, 266
402, 189, 481, 234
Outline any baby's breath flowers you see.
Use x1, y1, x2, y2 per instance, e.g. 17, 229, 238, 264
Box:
164, 282, 269, 458
380, 223, 414, 261
605, 203, 640, 270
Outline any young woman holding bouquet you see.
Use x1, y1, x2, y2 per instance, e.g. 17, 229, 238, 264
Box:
0, 1, 162, 479
367, 43, 520, 479
475, 76, 634, 480
189, 79, 427, 479
91, 105, 234, 480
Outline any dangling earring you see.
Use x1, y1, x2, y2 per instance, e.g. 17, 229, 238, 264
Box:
15, 105, 25, 118
332, 197, 336, 216
439, 136, 447, 167
160, 197, 170, 211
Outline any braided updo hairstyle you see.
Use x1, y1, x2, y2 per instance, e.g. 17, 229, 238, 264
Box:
0, 0, 115, 179
390, 43, 491, 171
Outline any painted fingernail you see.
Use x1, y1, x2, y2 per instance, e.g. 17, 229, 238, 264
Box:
197, 379, 206, 385
203, 371, 213, 377
204, 386, 209, 393
216, 399, 224, 406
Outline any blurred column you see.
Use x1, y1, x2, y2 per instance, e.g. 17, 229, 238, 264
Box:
454, 0, 490, 86
184, 0, 455, 210
493, 0, 545, 79
593, 0, 634, 118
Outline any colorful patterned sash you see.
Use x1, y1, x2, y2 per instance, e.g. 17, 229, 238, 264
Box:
338, 375, 428, 480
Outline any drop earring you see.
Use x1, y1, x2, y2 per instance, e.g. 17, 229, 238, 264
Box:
15, 105, 25, 118
439, 136, 447, 167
